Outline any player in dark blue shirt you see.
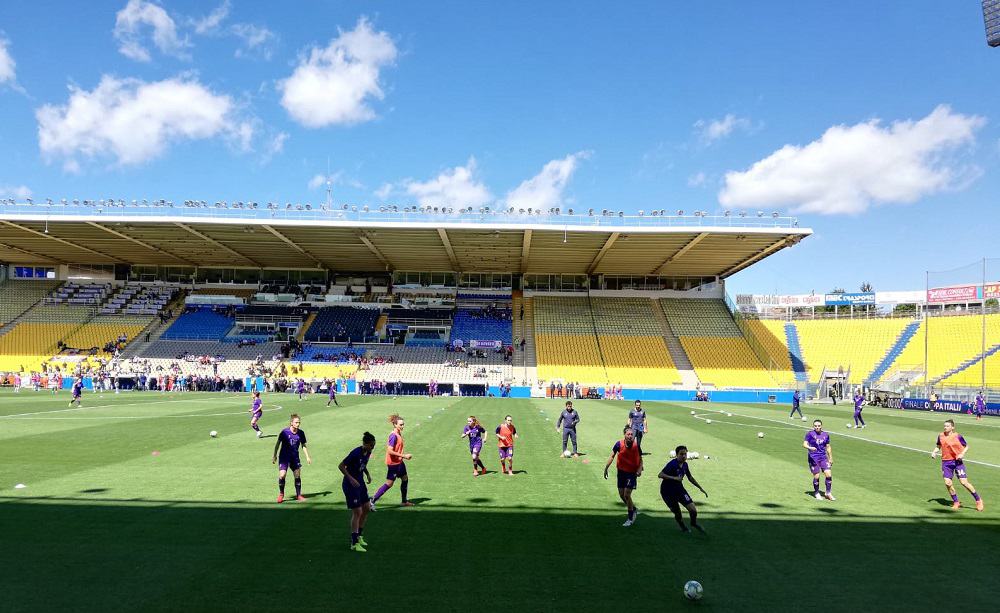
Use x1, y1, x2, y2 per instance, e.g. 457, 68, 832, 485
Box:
272, 414, 312, 503
658, 446, 708, 533
339, 431, 376, 552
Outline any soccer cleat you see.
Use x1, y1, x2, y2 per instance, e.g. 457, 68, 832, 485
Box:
622, 519, 633, 527
368, 498, 377, 512
350, 543, 367, 553
692, 523, 706, 534
276, 494, 284, 503
256, 430, 263, 438
825, 493, 836, 501
952, 501, 962, 510
679, 525, 691, 533
296, 495, 306, 501
358, 535, 368, 547
814, 492, 823, 500
572, 453, 579, 458
976, 499, 985, 512
474, 470, 480, 476
401, 501, 415, 507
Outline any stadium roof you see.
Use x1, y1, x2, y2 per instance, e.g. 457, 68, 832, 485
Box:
0, 203, 811, 279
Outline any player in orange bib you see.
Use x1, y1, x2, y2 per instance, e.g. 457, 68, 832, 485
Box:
604, 427, 643, 526
496, 415, 518, 475
370, 413, 413, 511
931, 419, 984, 511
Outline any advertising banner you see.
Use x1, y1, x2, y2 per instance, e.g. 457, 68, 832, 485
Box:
735, 293, 825, 309
985, 283, 1000, 299
884, 397, 1000, 417
927, 285, 979, 304
470, 339, 501, 349
824, 292, 875, 306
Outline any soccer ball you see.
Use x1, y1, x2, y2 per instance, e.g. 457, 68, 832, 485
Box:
684, 580, 703, 601
690, 410, 696, 415
209, 431, 218, 438
726, 412, 733, 417
669, 450, 676, 458
705, 419, 712, 424
801, 416, 807, 421
846, 424, 853, 429
757, 432, 765, 438
689, 451, 700, 459
563, 450, 572, 458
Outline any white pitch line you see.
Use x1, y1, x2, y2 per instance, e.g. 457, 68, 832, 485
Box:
5, 403, 286, 421
0, 396, 248, 419
693, 407, 1000, 470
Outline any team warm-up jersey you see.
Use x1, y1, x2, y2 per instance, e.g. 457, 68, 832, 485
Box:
252, 398, 262, 412
628, 410, 645, 432
854, 396, 864, 410
278, 428, 307, 459
613, 439, 642, 472
660, 459, 690, 494
341, 446, 371, 482
385, 432, 405, 465
463, 425, 486, 443
937, 432, 968, 461
804, 430, 830, 460
496, 424, 516, 447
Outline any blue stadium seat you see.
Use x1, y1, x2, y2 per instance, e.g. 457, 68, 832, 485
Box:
160, 310, 235, 340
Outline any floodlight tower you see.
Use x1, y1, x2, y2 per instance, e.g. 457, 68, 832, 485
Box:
985, 0, 1000, 47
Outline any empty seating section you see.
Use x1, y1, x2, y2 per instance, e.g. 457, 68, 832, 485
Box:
100, 285, 176, 315
591, 298, 678, 386
358, 346, 513, 384
939, 348, 1000, 387
793, 319, 909, 384
305, 307, 381, 342
680, 337, 780, 388
743, 319, 797, 386
0, 323, 79, 355
450, 309, 512, 345
533, 297, 606, 384
892, 314, 1000, 383
660, 299, 741, 336
60, 321, 149, 353
0, 280, 62, 325
161, 310, 234, 340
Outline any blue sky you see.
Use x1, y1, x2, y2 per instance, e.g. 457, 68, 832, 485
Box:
0, 1, 998, 293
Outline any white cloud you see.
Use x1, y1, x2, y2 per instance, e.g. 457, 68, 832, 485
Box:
267, 132, 288, 156
504, 151, 589, 211
374, 183, 394, 200
114, 0, 190, 62
192, 1, 230, 35
404, 158, 492, 208
0, 185, 31, 199
694, 114, 751, 144
232, 23, 277, 60
308, 171, 363, 191
36, 75, 244, 168
279, 17, 397, 128
687, 172, 708, 187
718, 105, 985, 215
0, 37, 15, 84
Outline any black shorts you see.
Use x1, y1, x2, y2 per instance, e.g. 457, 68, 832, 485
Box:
342, 481, 369, 509
617, 470, 637, 490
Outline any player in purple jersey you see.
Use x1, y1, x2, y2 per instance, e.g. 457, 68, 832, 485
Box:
974, 392, 986, 421
69, 378, 83, 407
339, 431, 375, 552
658, 446, 707, 533
272, 414, 312, 503
853, 391, 866, 429
461, 416, 488, 476
326, 379, 340, 407
248, 391, 264, 438
789, 390, 803, 418
804, 420, 835, 500
296, 378, 307, 401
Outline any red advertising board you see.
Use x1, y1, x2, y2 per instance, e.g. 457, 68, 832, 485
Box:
985, 283, 1000, 299
927, 285, 978, 303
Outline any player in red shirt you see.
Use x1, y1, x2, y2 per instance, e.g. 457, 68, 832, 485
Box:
496, 415, 518, 475
604, 427, 643, 526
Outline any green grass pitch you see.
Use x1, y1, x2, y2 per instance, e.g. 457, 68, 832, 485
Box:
1, 390, 999, 611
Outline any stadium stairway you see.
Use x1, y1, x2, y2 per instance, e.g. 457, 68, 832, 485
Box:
930, 341, 1000, 386
866, 320, 921, 385
652, 301, 700, 388
784, 323, 809, 384
297, 312, 317, 341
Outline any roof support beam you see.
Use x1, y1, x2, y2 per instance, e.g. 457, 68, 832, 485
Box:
587, 232, 619, 275
357, 231, 392, 270
651, 232, 709, 275
262, 225, 325, 269
520, 229, 532, 273
0, 241, 63, 263
719, 238, 794, 278
85, 222, 197, 266
174, 223, 261, 267
437, 228, 461, 272
0, 220, 122, 262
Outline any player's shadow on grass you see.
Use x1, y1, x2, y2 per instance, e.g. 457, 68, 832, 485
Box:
303, 491, 332, 499
927, 497, 953, 507
258, 434, 278, 439
407, 497, 432, 505
79, 488, 110, 494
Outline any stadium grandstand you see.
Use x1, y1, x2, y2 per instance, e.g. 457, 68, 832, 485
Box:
0, 200, 997, 404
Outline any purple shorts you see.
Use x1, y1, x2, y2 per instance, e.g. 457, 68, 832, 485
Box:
251, 410, 262, 420
386, 462, 407, 481
498, 446, 513, 460
617, 470, 637, 490
942, 460, 968, 480
469, 442, 483, 456
278, 456, 302, 472
342, 480, 369, 509
808, 456, 831, 474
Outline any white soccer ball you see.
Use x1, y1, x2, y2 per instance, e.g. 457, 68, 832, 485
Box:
690, 410, 696, 415
684, 580, 703, 601
669, 450, 676, 458
563, 450, 572, 458
846, 424, 853, 429
801, 416, 807, 421
726, 412, 733, 417
705, 419, 712, 424
209, 431, 218, 438
757, 432, 764, 438
690, 451, 700, 459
